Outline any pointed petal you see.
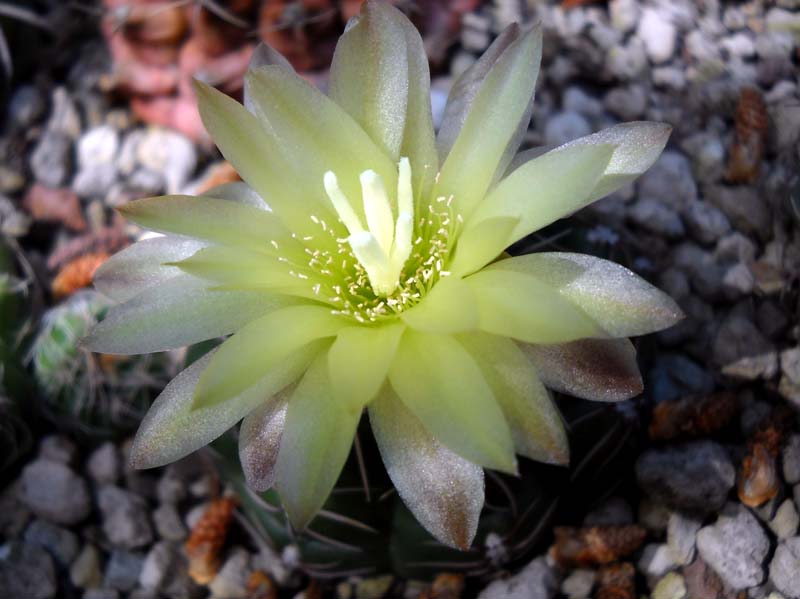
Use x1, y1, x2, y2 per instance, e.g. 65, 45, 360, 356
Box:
437, 24, 520, 162
238, 386, 290, 491
118, 195, 295, 253
129, 342, 321, 469
464, 144, 614, 258
488, 253, 684, 337
244, 42, 293, 113
204, 181, 269, 210
458, 332, 568, 465
194, 305, 344, 408
173, 245, 305, 290
245, 67, 398, 225
274, 354, 360, 529
194, 81, 322, 238
449, 216, 519, 277
388, 329, 516, 473
369, 387, 484, 549
327, 323, 405, 412
329, 2, 410, 160
464, 268, 602, 344
557, 122, 671, 202
523, 338, 643, 402
400, 276, 478, 333
82, 275, 288, 354
435, 26, 542, 219
93, 236, 206, 302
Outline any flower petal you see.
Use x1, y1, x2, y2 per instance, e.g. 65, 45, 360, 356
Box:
238, 386, 290, 492
523, 338, 643, 402
194, 305, 344, 408
173, 245, 307, 291
119, 194, 294, 253
435, 26, 542, 219
93, 236, 206, 302
464, 268, 602, 344
388, 329, 516, 473
400, 276, 478, 333
327, 323, 405, 412
244, 42, 294, 113
448, 216, 519, 277
459, 332, 568, 465
245, 67, 398, 226
557, 122, 671, 202
464, 144, 614, 260
488, 253, 684, 337
205, 181, 269, 210
329, 2, 438, 194
274, 354, 361, 529
81, 275, 287, 354
129, 342, 321, 469
369, 387, 484, 549
436, 24, 521, 162
194, 81, 322, 238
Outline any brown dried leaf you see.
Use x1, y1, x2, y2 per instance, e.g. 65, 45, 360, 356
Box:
726, 87, 768, 184
185, 496, 237, 584
550, 525, 647, 568
246, 570, 277, 599
195, 161, 241, 195
737, 406, 793, 507
418, 573, 465, 599
23, 184, 87, 232
51, 252, 109, 299
649, 392, 740, 442
596, 562, 636, 599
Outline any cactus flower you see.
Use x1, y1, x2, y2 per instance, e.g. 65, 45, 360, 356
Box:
85, 2, 682, 549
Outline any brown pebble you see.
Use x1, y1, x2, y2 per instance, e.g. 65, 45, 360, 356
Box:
550, 525, 647, 567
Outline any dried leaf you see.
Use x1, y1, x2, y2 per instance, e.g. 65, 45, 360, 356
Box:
51, 252, 109, 299
550, 525, 647, 567
726, 87, 768, 184
47, 226, 129, 270
185, 496, 237, 584
596, 562, 636, 599
23, 184, 87, 232
246, 570, 277, 599
737, 406, 793, 507
649, 392, 739, 441
194, 161, 241, 195
418, 573, 465, 599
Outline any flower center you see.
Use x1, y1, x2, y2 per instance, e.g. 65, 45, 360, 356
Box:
323, 158, 414, 297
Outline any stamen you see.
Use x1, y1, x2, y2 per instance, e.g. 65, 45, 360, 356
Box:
360, 170, 394, 255
323, 171, 363, 235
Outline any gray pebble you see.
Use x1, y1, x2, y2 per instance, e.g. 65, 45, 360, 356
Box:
638, 151, 698, 210
19, 459, 91, 525
0, 541, 57, 599
605, 38, 648, 80
23, 519, 80, 566
563, 87, 604, 118
477, 556, 559, 599
77, 125, 119, 169
103, 550, 145, 592
139, 541, 181, 592
683, 202, 731, 245
73, 164, 118, 199
561, 569, 594, 599
652, 66, 687, 91
704, 185, 771, 241
783, 435, 800, 485
609, 0, 640, 33
137, 129, 197, 193
544, 111, 591, 147
83, 590, 120, 599
70, 544, 103, 589
153, 503, 188, 542
696, 503, 769, 590
30, 132, 72, 188
639, 543, 679, 581
97, 485, 154, 549
637, 8, 677, 63
209, 547, 251, 599
770, 499, 800, 540
722, 263, 755, 297
668, 512, 702, 565
652, 572, 687, 599
770, 537, 800, 599
8, 85, 46, 129
712, 312, 773, 366
636, 441, 735, 513
680, 132, 725, 184
46, 87, 82, 139
156, 471, 187, 504
604, 85, 647, 121
39, 435, 77, 464
87, 442, 121, 484
629, 198, 685, 238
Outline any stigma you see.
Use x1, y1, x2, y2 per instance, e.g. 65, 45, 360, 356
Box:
323, 158, 414, 296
